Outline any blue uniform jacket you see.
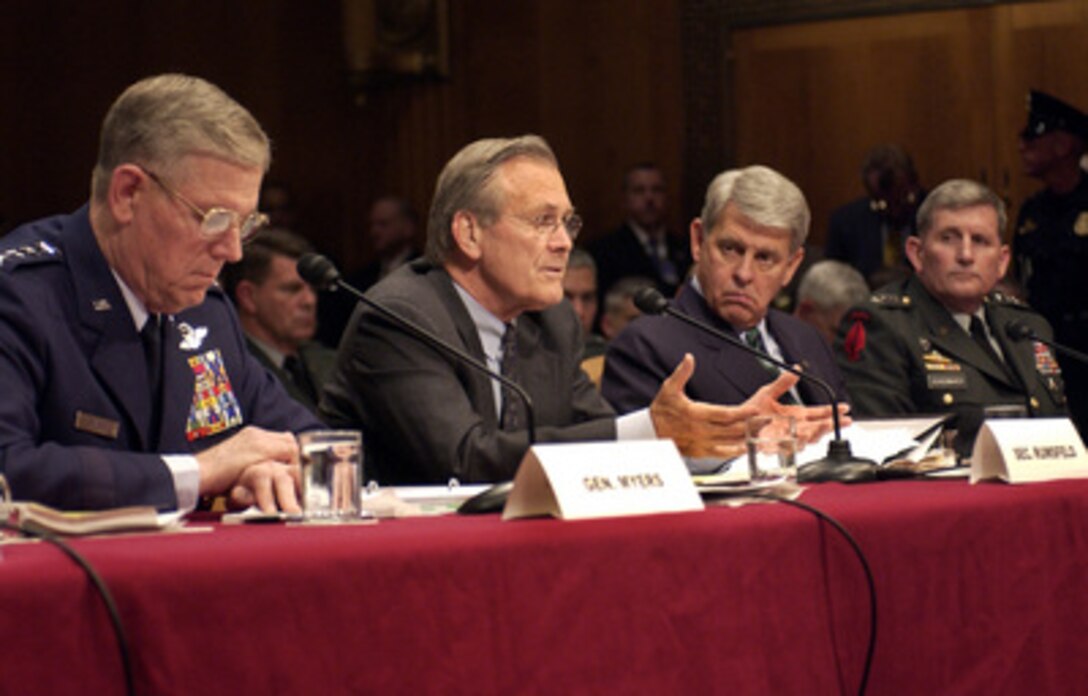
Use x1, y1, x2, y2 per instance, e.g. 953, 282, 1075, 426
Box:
0, 206, 322, 510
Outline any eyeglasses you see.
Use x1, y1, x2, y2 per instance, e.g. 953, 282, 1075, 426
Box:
506, 211, 583, 241
141, 167, 269, 242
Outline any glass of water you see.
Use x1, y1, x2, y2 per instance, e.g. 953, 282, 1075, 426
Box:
746, 415, 798, 483
298, 430, 363, 521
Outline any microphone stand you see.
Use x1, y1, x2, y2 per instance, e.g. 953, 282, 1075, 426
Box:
1006, 321, 1088, 365
633, 288, 877, 483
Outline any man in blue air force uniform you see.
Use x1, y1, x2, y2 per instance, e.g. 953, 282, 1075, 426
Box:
0, 74, 320, 512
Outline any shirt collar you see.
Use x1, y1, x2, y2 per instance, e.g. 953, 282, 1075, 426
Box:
453, 281, 508, 364
111, 268, 150, 331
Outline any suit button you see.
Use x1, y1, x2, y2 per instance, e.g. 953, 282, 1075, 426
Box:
1030, 396, 1040, 410
942, 393, 954, 405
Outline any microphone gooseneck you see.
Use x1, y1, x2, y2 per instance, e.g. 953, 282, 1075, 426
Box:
1004, 319, 1088, 364
633, 287, 877, 483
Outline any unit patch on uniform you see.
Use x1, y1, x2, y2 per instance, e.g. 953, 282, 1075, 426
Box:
186, 349, 243, 441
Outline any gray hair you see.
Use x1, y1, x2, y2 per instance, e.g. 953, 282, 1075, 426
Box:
916, 179, 1007, 237
426, 135, 558, 263
91, 74, 271, 201
796, 260, 869, 311
604, 276, 655, 316
699, 165, 810, 250
567, 247, 597, 275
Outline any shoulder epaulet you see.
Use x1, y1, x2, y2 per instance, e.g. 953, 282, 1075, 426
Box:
870, 291, 912, 309
0, 240, 62, 271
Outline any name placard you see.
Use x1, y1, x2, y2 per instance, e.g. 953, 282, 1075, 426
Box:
970, 418, 1088, 484
502, 440, 704, 520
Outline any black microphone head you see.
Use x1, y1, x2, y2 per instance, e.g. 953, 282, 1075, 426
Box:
1004, 319, 1035, 342
297, 253, 341, 291
633, 286, 669, 315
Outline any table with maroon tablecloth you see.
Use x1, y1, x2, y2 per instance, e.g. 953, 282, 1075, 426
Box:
2, 478, 1087, 695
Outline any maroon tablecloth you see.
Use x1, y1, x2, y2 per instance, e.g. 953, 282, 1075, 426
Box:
2, 478, 1087, 695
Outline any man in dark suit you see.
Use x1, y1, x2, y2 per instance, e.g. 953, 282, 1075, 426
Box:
220, 228, 336, 414
837, 179, 1067, 457
603, 165, 848, 413
321, 137, 835, 484
0, 74, 321, 512
589, 163, 691, 304
825, 144, 923, 286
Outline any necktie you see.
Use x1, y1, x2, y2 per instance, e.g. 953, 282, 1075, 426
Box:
141, 315, 165, 447
499, 323, 525, 431
743, 328, 797, 405
284, 354, 317, 403
969, 315, 1004, 367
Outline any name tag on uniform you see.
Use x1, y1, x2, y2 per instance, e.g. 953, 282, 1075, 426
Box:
503, 440, 703, 520
74, 410, 120, 440
971, 418, 1088, 483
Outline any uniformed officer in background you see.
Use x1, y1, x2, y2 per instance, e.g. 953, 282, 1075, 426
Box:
1013, 89, 1088, 438
836, 179, 1066, 457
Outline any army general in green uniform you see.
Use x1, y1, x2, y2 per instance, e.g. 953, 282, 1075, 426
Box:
836, 179, 1067, 457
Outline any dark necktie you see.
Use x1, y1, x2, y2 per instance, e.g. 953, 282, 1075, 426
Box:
499, 323, 525, 431
743, 328, 797, 405
283, 354, 317, 404
141, 315, 165, 448
969, 315, 1009, 372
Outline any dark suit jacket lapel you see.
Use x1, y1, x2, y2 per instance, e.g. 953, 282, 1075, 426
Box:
67, 212, 155, 448
910, 277, 1015, 387
427, 268, 500, 427
676, 285, 769, 400
766, 310, 821, 404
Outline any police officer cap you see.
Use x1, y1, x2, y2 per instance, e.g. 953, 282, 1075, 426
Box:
1022, 89, 1088, 140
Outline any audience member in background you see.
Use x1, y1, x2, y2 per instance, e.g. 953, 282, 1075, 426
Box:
260, 179, 298, 229
793, 260, 870, 345
1012, 89, 1088, 438
0, 74, 321, 512
317, 195, 421, 348
590, 162, 691, 307
825, 144, 924, 286
563, 248, 606, 358
321, 136, 835, 484
837, 179, 1066, 457
220, 228, 336, 414
602, 165, 849, 416
600, 275, 654, 341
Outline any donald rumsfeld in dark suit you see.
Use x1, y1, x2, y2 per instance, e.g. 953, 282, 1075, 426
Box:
602, 165, 848, 413
321, 136, 840, 485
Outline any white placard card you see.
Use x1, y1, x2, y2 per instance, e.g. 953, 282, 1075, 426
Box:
970, 417, 1088, 484
502, 439, 704, 520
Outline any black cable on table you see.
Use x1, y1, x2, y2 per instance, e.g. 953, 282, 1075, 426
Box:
766, 495, 876, 696
0, 520, 136, 696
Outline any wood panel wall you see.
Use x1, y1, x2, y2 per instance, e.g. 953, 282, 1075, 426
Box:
0, 0, 686, 271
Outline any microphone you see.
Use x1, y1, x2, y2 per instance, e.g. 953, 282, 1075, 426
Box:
633, 287, 877, 483
1005, 319, 1088, 364
297, 253, 530, 512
